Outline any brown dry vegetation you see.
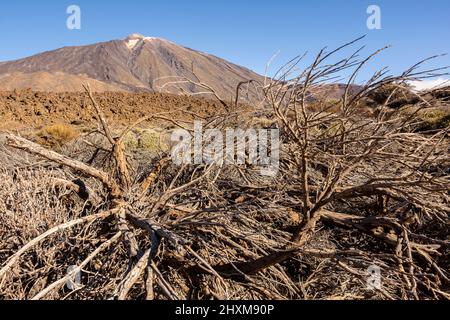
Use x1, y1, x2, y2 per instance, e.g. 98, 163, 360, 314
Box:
0, 40, 449, 300
36, 124, 80, 150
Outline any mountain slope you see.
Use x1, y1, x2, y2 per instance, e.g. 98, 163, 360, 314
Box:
0, 72, 125, 92
0, 34, 264, 101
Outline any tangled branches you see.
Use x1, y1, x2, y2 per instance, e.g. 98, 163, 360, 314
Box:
0, 40, 449, 300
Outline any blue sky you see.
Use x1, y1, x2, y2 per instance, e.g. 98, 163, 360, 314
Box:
0, 0, 449, 82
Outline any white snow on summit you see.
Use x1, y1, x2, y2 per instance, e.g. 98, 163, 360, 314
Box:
126, 38, 141, 50
125, 34, 165, 50
409, 78, 449, 91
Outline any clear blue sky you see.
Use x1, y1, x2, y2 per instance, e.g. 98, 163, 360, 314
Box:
1, 0, 449, 81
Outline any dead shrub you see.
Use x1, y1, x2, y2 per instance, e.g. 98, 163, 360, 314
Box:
1, 40, 449, 300
124, 128, 168, 153
367, 83, 420, 109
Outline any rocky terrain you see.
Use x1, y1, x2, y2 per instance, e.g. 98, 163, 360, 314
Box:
0, 89, 244, 131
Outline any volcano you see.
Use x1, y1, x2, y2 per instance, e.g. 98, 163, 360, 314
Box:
0, 34, 264, 101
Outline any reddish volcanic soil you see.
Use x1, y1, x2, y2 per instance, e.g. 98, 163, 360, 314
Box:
0, 90, 239, 131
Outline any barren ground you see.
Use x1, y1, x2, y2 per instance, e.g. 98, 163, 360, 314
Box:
0, 90, 241, 131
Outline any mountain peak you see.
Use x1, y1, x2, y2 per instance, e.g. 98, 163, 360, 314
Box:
0, 35, 264, 99
126, 33, 145, 40
125, 33, 162, 50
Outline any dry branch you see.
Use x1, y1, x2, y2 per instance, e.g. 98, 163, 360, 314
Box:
31, 232, 123, 300
6, 134, 121, 197
0, 210, 117, 285
1, 40, 448, 300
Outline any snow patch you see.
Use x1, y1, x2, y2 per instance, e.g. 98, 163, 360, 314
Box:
126, 38, 141, 50
125, 33, 171, 50
409, 78, 449, 92
127, 33, 144, 39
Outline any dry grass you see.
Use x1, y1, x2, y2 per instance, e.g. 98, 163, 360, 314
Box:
418, 108, 450, 129
399, 105, 450, 131
124, 128, 169, 154
36, 124, 80, 150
